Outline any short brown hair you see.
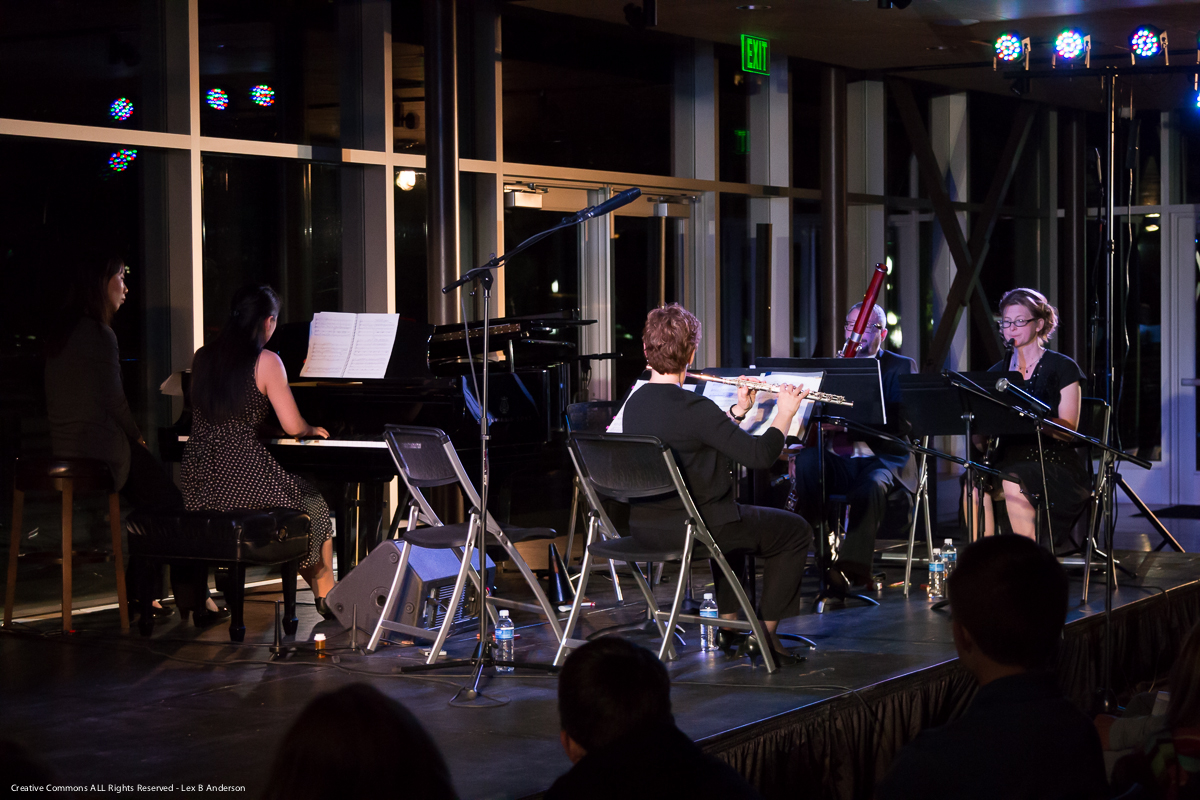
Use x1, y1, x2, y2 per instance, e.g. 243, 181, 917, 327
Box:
998, 288, 1058, 346
643, 304, 700, 374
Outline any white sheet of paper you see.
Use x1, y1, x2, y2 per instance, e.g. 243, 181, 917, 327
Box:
343, 314, 400, 379
607, 380, 699, 433
299, 312, 357, 378
698, 372, 824, 437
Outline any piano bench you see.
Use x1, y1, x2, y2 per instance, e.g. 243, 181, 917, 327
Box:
126, 509, 311, 642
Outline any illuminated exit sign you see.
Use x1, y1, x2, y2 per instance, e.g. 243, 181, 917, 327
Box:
741, 35, 770, 75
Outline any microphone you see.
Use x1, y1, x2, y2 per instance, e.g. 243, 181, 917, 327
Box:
995, 378, 1051, 416
571, 187, 641, 223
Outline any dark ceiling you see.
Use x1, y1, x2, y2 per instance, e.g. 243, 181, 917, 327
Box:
520, 0, 1200, 112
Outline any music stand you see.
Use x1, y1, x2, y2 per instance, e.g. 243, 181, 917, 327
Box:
756, 358, 887, 610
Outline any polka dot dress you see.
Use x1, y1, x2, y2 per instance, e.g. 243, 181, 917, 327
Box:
181, 367, 332, 569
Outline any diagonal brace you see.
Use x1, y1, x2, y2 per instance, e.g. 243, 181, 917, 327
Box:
888, 79, 1037, 372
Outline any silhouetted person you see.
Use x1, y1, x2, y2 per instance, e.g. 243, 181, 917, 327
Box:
876, 535, 1107, 800
545, 638, 762, 800
1110, 622, 1200, 798
260, 683, 457, 800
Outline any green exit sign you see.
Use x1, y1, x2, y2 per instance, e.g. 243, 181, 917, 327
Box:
741, 35, 770, 75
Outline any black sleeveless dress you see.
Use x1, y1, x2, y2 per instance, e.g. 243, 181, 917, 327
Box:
987, 350, 1091, 541
181, 367, 332, 569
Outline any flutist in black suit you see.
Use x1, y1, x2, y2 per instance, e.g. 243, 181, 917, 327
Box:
789, 303, 917, 591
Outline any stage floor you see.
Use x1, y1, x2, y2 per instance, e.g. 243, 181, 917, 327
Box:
3, 542, 1199, 800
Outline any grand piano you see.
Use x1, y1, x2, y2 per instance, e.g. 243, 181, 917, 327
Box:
162, 311, 601, 575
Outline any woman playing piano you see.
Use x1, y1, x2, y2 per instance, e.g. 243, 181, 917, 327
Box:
182, 285, 337, 617
969, 288, 1089, 542
621, 304, 813, 664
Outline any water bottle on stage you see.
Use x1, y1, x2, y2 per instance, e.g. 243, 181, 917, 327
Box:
495, 611, 515, 672
699, 593, 719, 651
927, 550, 945, 600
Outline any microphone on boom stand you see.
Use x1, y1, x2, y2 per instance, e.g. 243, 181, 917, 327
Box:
995, 377, 1052, 417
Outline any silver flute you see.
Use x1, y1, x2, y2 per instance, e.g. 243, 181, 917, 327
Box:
687, 373, 853, 407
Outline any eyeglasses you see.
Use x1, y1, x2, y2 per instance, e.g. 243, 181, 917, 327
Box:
843, 323, 883, 332
998, 318, 1034, 329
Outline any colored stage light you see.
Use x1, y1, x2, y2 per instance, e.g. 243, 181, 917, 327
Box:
206, 88, 229, 110
109, 97, 134, 122
108, 149, 138, 172
1130, 26, 1162, 58
250, 84, 275, 107
994, 32, 1024, 62
1055, 30, 1085, 61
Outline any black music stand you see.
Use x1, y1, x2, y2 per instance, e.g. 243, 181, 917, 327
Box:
901, 372, 1031, 544
756, 358, 887, 611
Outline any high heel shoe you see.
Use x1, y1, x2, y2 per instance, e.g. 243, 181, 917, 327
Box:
314, 597, 336, 621
192, 607, 230, 629
715, 628, 746, 653
737, 635, 806, 667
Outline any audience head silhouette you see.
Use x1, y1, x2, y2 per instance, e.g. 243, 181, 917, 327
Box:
948, 534, 1068, 679
260, 683, 456, 800
558, 638, 673, 762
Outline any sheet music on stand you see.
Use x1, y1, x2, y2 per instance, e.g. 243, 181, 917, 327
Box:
756, 357, 887, 426
605, 369, 824, 435
697, 368, 824, 437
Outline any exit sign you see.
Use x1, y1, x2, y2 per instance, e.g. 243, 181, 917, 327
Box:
741, 35, 770, 75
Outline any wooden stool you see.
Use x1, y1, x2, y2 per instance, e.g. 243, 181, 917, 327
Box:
4, 457, 129, 632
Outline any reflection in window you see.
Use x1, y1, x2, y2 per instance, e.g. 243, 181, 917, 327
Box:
394, 169, 427, 324
199, 1, 340, 146
201, 155, 341, 340
613, 213, 681, 395
503, 206, 578, 318
502, 8, 671, 176
0, 1, 157, 130
1115, 215, 1161, 460
0, 137, 155, 450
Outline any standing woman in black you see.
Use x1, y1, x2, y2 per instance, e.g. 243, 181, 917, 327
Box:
45, 254, 184, 615
182, 286, 336, 615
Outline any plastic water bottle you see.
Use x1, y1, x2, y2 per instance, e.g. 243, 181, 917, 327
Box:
942, 539, 957, 578
928, 549, 945, 600
699, 593, 719, 651
494, 610, 514, 672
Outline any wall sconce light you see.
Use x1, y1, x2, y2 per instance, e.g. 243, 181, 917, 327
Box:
396, 170, 417, 191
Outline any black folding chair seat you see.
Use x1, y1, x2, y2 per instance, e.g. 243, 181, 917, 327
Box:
365, 425, 564, 661
555, 432, 781, 673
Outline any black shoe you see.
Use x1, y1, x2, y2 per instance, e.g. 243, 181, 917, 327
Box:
314, 597, 337, 621
715, 629, 746, 653
130, 600, 175, 619
738, 635, 806, 667
192, 607, 231, 628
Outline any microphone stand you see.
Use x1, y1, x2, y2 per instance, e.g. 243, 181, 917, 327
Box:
428, 192, 639, 706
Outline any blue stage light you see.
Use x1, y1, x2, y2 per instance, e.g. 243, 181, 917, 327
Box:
1130, 26, 1162, 59
995, 32, 1024, 63
1055, 30, 1085, 61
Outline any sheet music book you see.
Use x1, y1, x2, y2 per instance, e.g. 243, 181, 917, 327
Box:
605, 371, 822, 437
298, 312, 400, 379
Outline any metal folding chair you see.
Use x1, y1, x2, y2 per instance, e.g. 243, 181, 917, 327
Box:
554, 432, 780, 673
563, 401, 626, 598
367, 425, 564, 662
